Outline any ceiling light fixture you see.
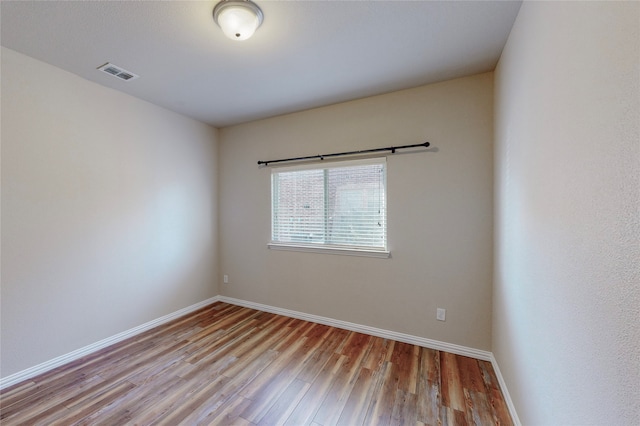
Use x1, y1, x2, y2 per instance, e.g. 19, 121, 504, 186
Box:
213, 0, 263, 41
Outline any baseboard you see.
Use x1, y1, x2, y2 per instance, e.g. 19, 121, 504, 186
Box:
0, 296, 221, 390
217, 295, 492, 361
489, 353, 522, 426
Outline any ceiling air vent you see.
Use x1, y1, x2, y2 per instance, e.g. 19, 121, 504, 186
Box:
97, 63, 139, 82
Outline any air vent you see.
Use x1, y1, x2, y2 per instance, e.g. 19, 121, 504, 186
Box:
97, 63, 139, 82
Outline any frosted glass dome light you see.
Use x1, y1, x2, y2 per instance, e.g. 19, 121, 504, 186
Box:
213, 0, 264, 41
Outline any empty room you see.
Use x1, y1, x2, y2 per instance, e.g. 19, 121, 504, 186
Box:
1, 1, 638, 425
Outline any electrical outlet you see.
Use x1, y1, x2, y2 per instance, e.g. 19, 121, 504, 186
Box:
436, 308, 446, 321
223, 275, 229, 284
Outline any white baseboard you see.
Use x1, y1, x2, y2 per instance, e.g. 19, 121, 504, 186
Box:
0, 296, 221, 390
217, 295, 492, 361
0, 294, 520, 425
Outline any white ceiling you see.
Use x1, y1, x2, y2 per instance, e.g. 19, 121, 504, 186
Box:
1, 0, 521, 128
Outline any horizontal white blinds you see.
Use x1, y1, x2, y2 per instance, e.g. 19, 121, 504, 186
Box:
271, 159, 386, 250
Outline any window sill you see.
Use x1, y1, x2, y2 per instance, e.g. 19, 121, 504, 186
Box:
267, 242, 390, 258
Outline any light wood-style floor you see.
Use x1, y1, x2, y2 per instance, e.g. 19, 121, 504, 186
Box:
0, 302, 512, 425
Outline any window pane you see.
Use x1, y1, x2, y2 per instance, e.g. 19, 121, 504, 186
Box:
326, 164, 385, 247
272, 169, 325, 243
272, 159, 386, 251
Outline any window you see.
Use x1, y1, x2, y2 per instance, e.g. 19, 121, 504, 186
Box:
269, 158, 388, 257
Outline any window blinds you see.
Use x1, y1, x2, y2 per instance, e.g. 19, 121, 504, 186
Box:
271, 158, 387, 251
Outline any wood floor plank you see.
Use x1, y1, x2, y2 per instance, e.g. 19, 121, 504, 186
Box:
221, 315, 294, 379
440, 351, 466, 412
362, 336, 392, 371
240, 329, 326, 424
363, 360, 397, 425
237, 335, 308, 400
0, 374, 105, 425
312, 332, 373, 425
295, 327, 350, 383
391, 388, 418, 425
257, 378, 310, 426
488, 386, 513, 426
151, 374, 231, 425
205, 394, 254, 425
133, 322, 270, 423
183, 311, 262, 364
389, 341, 420, 394
0, 302, 513, 426
283, 352, 346, 426
50, 380, 137, 426
416, 348, 441, 425
336, 367, 376, 426
464, 388, 495, 426
0, 370, 89, 417
457, 355, 486, 393
91, 375, 185, 425
174, 348, 281, 425
477, 359, 513, 425
441, 406, 469, 426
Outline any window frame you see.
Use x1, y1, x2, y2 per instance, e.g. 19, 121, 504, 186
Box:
268, 157, 390, 258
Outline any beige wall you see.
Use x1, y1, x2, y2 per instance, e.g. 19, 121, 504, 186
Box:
1, 47, 219, 377
494, 2, 639, 424
219, 73, 494, 351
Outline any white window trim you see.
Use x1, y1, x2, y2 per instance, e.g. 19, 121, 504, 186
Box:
267, 242, 390, 258
270, 157, 389, 258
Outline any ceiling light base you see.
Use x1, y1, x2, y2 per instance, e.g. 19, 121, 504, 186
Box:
213, 0, 264, 41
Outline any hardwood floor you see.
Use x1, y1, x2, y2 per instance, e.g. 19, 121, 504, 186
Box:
0, 302, 512, 425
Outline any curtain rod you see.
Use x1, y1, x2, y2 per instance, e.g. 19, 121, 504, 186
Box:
257, 141, 430, 166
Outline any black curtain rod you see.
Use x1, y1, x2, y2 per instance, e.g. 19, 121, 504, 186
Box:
258, 141, 430, 166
